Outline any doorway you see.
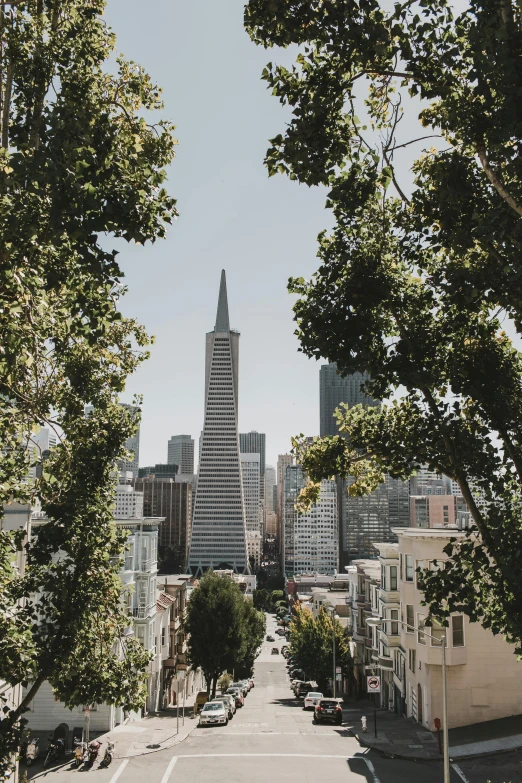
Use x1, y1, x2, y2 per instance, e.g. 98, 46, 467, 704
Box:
417, 683, 423, 723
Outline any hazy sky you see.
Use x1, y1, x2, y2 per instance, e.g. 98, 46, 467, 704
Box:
104, 0, 332, 469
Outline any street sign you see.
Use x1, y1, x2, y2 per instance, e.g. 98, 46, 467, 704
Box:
336, 673, 342, 681
367, 675, 381, 693
336, 666, 342, 674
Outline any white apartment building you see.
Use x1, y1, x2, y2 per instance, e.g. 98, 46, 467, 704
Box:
284, 471, 339, 576
115, 471, 144, 518
364, 530, 522, 730
25, 515, 163, 739
241, 452, 262, 568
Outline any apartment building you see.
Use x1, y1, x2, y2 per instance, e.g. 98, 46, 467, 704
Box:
363, 530, 522, 730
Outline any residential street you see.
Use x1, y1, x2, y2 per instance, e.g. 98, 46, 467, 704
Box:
26, 614, 518, 783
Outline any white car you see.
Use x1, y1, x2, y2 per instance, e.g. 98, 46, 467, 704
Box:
199, 701, 228, 727
304, 691, 324, 710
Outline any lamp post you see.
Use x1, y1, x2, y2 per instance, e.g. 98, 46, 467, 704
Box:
365, 616, 449, 783
327, 606, 336, 698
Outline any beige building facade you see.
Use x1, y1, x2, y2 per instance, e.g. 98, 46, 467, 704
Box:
367, 530, 522, 730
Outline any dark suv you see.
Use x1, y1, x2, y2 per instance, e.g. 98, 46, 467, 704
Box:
314, 698, 343, 724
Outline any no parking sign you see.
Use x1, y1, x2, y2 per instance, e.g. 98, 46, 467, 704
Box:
367, 675, 381, 693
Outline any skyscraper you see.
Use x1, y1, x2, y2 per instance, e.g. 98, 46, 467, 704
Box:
283, 465, 338, 577
265, 465, 276, 515
239, 432, 266, 476
276, 454, 293, 564
187, 271, 249, 576
320, 364, 379, 437
319, 365, 409, 564
134, 476, 192, 568
241, 453, 262, 569
167, 435, 194, 474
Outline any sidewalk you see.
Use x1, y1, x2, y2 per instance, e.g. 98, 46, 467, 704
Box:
94, 697, 201, 759
343, 700, 522, 761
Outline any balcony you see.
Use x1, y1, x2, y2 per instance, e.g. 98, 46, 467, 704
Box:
124, 557, 134, 571
132, 603, 155, 619
138, 558, 156, 573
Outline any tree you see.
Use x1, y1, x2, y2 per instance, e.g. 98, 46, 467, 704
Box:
235, 601, 266, 679
245, 2, 522, 652
289, 606, 351, 694
158, 545, 185, 575
271, 589, 284, 607
253, 588, 272, 612
0, 0, 176, 774
184, 572, 246, 697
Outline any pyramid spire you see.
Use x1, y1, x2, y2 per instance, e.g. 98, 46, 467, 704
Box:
214, 269, 230, 332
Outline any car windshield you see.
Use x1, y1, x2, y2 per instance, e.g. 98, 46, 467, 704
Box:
319, 700, 338, 708
307, 693, 323, 698
203, 703, 224, 712
227, 689, 238, 694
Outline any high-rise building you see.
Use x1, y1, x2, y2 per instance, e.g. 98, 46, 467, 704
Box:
319, 366, 409, 564
167, 435, 194, 475
241, 453, 262, 569
115, 472, 144, 519
409, 467, 452, 496
320, 364, 379, 437
239, 432, 266, 476
139, 463, 178, 479
187, 271, 249, 575
265, 465, 276, 515
134, 476, 192, 566
283, 465, 338, 577
276, 454, 293, 561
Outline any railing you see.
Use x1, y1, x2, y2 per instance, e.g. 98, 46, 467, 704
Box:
132, 603, 155, 619
124, 557, 134, 571
138, 558, 155, 573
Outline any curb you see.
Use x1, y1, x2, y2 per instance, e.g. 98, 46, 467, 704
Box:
349, 729, 522, 763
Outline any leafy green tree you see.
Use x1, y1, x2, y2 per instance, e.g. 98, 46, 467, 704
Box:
184, 572, 246, 697
290, 606, 351, 694
271, 589, 284, 607
253, 588, 271, 611
245, 2, 522, 652
266, 573, 284, 592
217, 672, 233, 692
0, 0, 176, 774
235, 602, 266, 679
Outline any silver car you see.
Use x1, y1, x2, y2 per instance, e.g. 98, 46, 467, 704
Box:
199, 701, 228, 727
214, 693, 236, 717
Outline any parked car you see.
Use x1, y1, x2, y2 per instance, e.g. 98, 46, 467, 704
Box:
231, 681, 248, 696
199, 701, 228, 727
226, 687, 244, 707
314, 698, 343, 725
271, 647, 279, 655
296, 681, 314, 698
195, 691, 209, 713
266, 635, 275, 642
248, 678, 255, 690
303, 691, 323, 710
240, 679, 251, 693
212, 694, 235, 719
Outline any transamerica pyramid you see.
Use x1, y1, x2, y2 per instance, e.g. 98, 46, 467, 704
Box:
187, 270, 249, 576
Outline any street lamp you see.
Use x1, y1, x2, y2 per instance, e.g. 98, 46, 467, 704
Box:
327, 606, 337, 699
365, 616, 450, 783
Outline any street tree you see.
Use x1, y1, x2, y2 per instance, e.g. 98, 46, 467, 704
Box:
235, 601, 266, 679
0, 0, 176, 774
289, 606, 351, 694
184, 572, 247, 696
253, 588, 272, 612
245, 2, 522, 651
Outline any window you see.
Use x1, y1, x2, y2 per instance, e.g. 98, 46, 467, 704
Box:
381, 565, 386, 589
400, 554, 403, 581
390, 609, 399, 636
406, 604, 414, 633
452, 615, 465, 647
390, 566, 397, 591
417, 614, 426, 645
408, 648, 416, 672
405, 554, 414, 581
429, 618, 445, 647
161, 628, 166, 647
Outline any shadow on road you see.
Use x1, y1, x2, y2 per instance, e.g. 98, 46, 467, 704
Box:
347, 756, 373, 780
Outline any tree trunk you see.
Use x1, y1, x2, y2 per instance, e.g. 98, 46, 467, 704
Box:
211, 675, 217, 698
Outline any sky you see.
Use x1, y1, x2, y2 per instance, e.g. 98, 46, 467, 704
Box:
103, 0, 333, 470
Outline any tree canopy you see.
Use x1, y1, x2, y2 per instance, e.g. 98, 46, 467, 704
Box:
289, 605, 351, 694
245, 0, 522, 651
0, 0, 176, 775
185, 572, 266, 694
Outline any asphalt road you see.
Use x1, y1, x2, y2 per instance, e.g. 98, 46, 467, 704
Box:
25, 614, 518, 782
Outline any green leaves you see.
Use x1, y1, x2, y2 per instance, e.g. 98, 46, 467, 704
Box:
289, 605, 352, 693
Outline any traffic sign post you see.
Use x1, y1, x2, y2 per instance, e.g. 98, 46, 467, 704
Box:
366, 676, 380, 738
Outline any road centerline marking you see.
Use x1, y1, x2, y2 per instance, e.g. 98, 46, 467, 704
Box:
109, 759, 129, 783
160, 755, 178, 783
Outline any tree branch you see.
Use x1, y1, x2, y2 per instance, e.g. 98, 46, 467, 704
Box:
1, 61, 13, 149
11, 671, 47, 720
476, 142, 522, 218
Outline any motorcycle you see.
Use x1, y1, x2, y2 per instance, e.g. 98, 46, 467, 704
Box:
88, 739, 101, 765
25, 737, 40, 766
100, 740, 115, 768
43, 736, 64, 769
73, 737, 88, 768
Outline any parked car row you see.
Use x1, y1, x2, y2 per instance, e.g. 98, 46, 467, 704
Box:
199, 678, 254, 727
